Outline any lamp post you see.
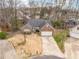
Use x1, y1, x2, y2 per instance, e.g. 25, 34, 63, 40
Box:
19, 29, 27, 45
22, 31, 27, 44
22, 29, 31, 44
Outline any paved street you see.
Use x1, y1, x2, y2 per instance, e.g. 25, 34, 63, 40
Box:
0, 40, 22, 59
29, 56, 65, 59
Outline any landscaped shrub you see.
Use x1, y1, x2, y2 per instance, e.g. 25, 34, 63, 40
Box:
54, 30, 69, 52
0, 32, 7, 39
26, 32, 32, 35
51, 20, 64, 28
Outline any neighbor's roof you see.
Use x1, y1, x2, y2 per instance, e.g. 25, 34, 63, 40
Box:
29, 56, 65, 59
20, 24, 32, 31
27, 19, 52, 28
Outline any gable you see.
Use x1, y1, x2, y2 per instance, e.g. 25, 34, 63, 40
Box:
41, 23, 55, 31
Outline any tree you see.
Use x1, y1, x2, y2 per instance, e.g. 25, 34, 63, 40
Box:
51, 20, 64, 28
28, 0, 53, 19
0, 32, 7, 39
0, 0, 24, 31
0, 0, 12, 32
28, 0, 39, 19
9, 0, 22, 31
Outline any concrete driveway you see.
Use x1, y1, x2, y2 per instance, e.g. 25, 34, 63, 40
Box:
0, 40, 22, 59
41, 37, 64, 58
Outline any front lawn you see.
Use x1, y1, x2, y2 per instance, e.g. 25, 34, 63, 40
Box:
54, 29, 69, 52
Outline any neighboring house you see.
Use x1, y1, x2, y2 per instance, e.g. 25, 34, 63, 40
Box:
21, 19, 52, 32
17, 11, 31, 20
0, 22, 11, 32
70, 25, 79, 39
76, 19, 79, 24
64, 19, 77, 28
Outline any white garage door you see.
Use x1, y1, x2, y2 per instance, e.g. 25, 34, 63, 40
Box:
41, 31, 52, 36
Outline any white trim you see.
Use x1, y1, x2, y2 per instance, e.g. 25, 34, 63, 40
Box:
41, 31, 52, 36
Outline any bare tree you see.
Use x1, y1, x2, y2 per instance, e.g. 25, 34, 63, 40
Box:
0, 0, 11, 32
28, 0, 39, 19
28, 0, 54, 19
0, 0, 24, 32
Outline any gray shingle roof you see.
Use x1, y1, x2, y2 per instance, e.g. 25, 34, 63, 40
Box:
29, 56, 65, 59
20, 19, 52, 31
27, 19, 51, 28
21, 24, 32, 30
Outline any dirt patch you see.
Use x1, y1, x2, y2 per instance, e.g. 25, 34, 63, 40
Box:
8, 33, 42, 58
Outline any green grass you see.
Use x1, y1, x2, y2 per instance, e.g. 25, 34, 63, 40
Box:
54, 29, 69, 52
0, 32, 7, 39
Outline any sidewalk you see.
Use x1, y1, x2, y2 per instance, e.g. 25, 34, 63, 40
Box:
0, 40, 22, 59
